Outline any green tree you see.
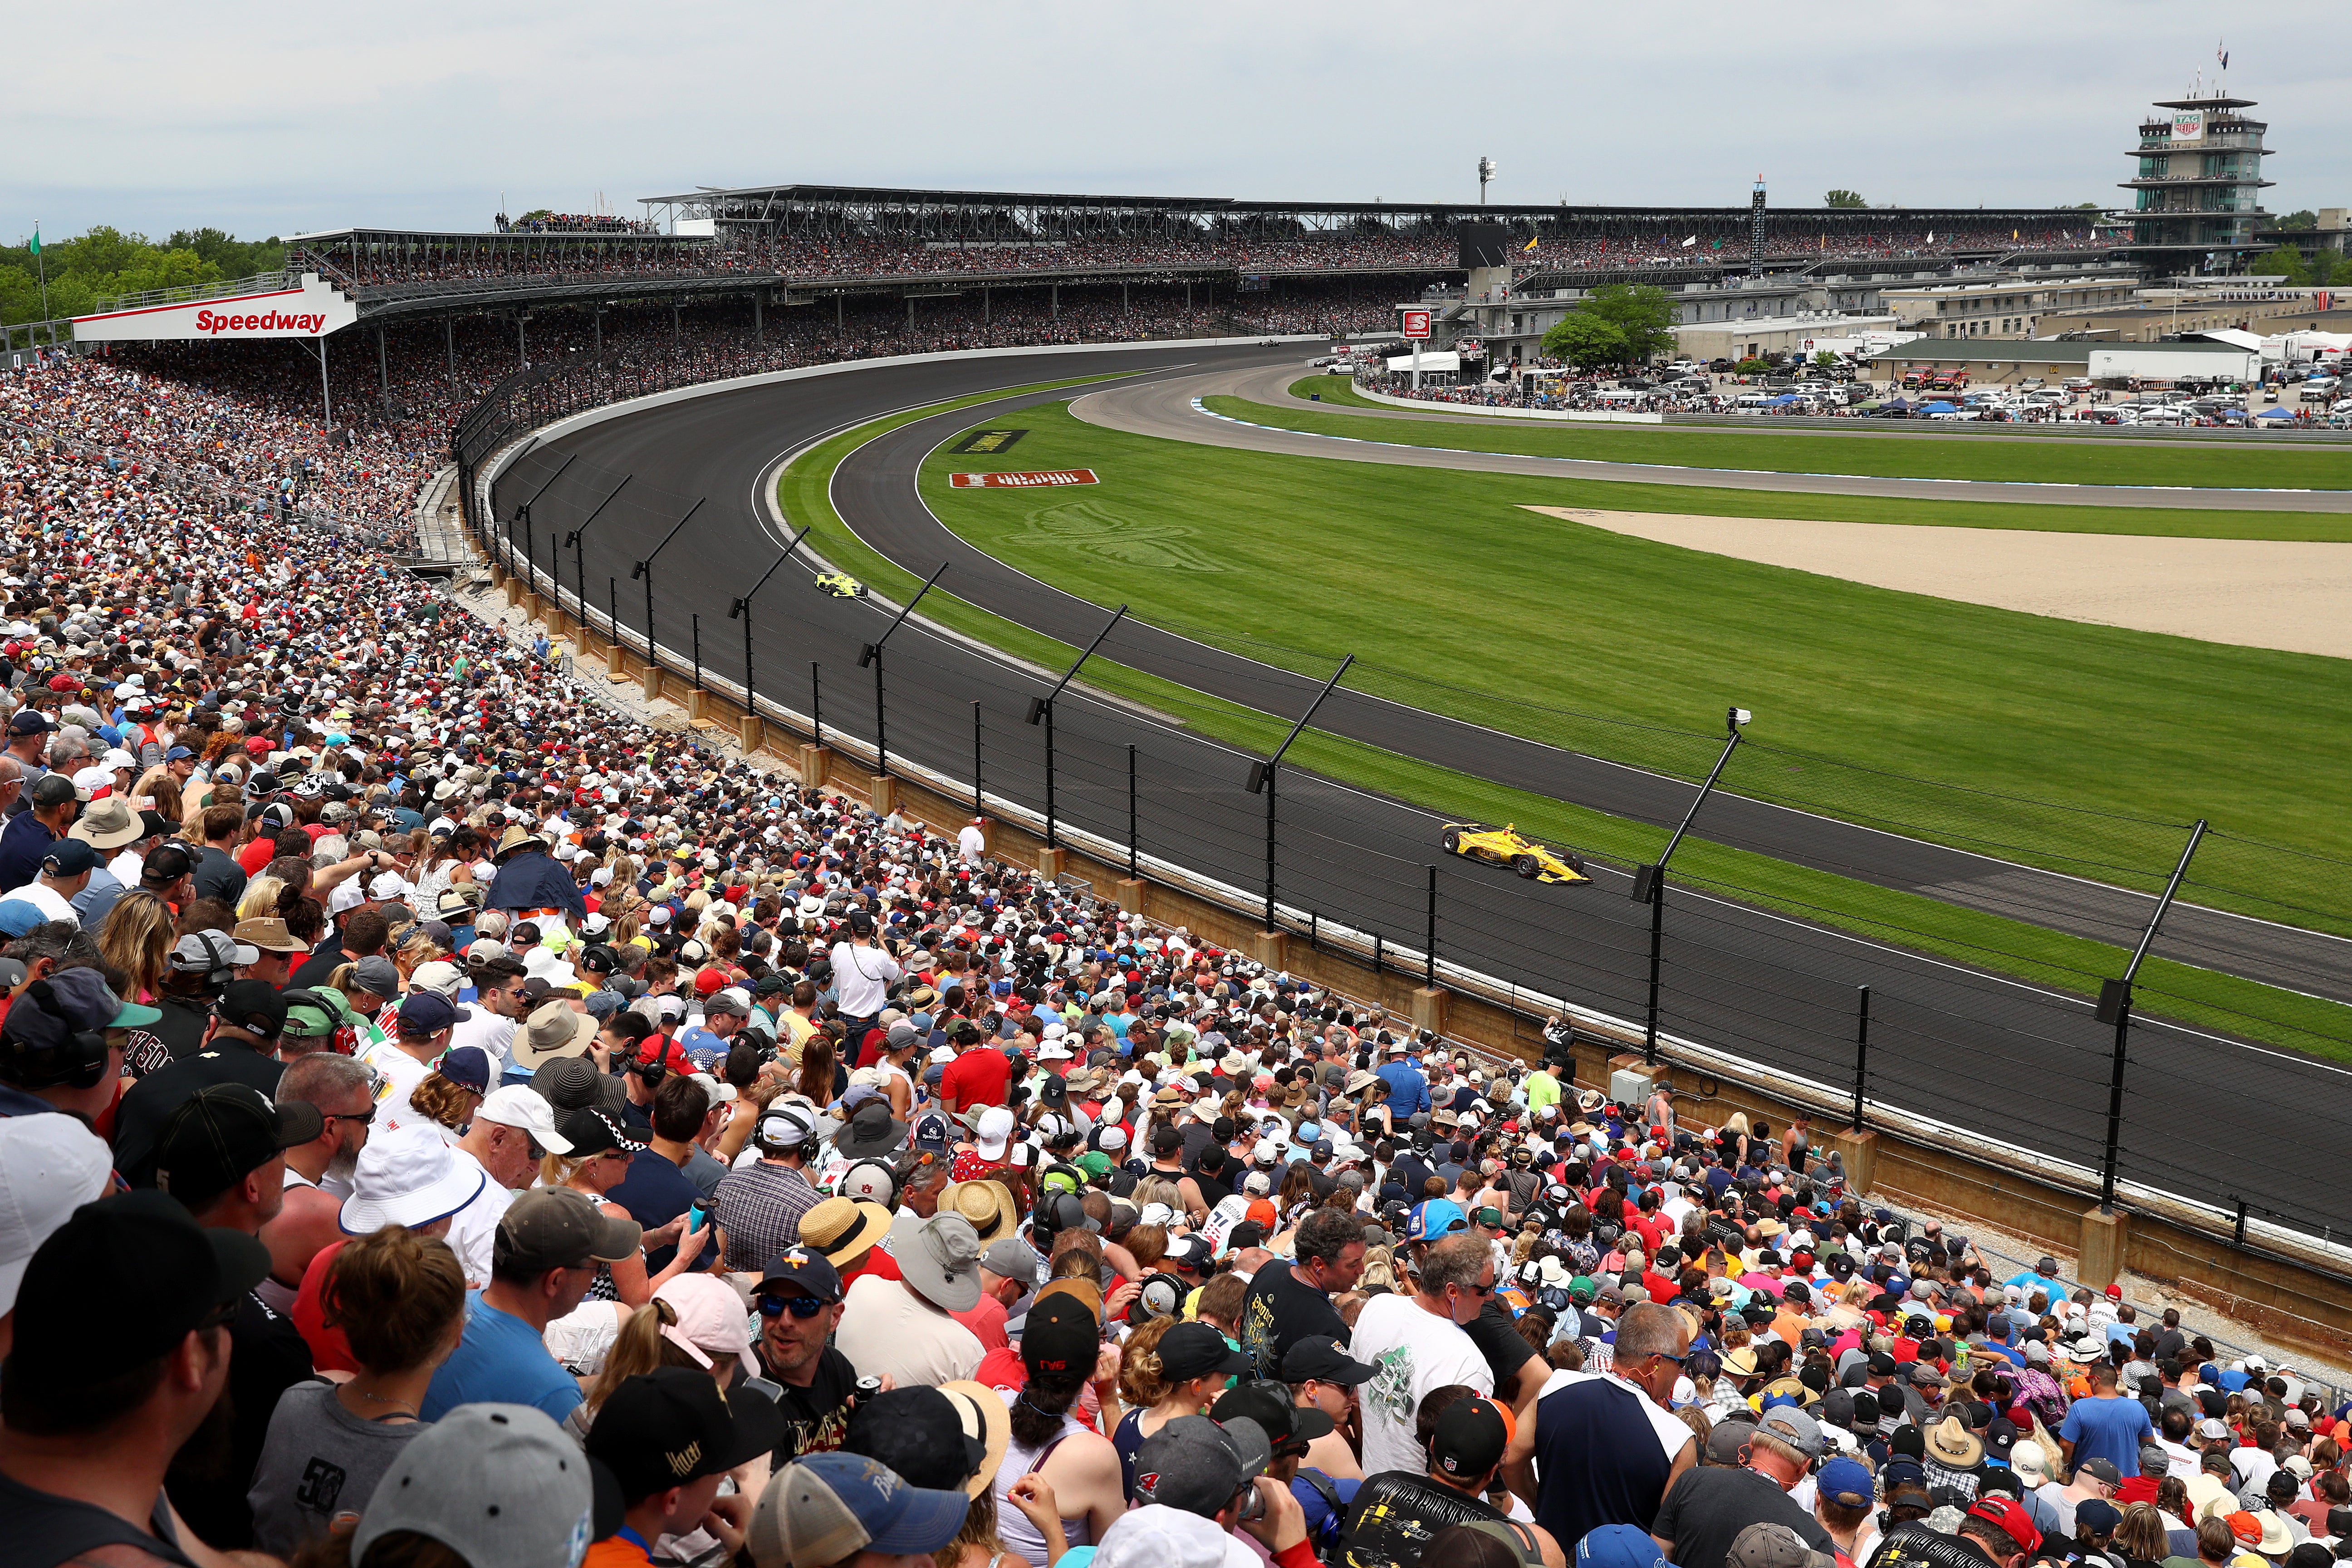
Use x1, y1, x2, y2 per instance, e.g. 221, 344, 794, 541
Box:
1573, 283, 1677, 364
2274, 210, 2318, 231
1814, 351, 1838, 367
1540, 311, 1629, 369
2251, 245, 2312, 284
1824, 190, 1867, 208
0, 224, 278, 325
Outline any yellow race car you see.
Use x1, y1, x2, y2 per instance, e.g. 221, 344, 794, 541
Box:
1441, 822, 1589, 884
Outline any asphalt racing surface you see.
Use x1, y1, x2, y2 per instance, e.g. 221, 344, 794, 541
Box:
498, 343, 2352, 1240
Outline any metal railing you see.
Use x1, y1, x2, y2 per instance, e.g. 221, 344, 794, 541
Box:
90, 269, 298, 316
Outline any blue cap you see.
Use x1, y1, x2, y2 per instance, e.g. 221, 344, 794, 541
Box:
1296, 1121, 1321, 1142
1577, 1524, 1670, 1568
163, 746, 195, 762
0, 899, 47, 937
768, 1451, 969, 1558
397, 990, 461, 1035
1406, 1198, 1468, 1243
40, 839, 96, 879
1817, 1456, 1874, 1509
437, 1045, 491, 1093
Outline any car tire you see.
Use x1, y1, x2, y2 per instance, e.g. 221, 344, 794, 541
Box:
1563, 853, 1587, 874
1441, 828, 1462, 854
1512, 854, 1539, 878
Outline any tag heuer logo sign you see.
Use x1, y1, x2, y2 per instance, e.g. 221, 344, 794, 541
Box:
2170, 111, 2205, 142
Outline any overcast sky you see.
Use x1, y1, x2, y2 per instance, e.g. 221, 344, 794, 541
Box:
9, 3, 2349, 244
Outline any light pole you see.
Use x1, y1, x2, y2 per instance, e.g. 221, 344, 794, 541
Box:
858, 561, 949, 778
1247, 655, 1355, 934
1631, 706, 1751, 1064
727, 521, 813, 722
629, 497, 706, 672
2093, 818, 2208, 1213
508, 451, 575, 578
1027, 604, 1128, 850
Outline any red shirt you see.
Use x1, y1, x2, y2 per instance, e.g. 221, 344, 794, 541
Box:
951, 1292, 1010, 1353
940, 1045, 1013, 1111
292, 1238, 358, 1372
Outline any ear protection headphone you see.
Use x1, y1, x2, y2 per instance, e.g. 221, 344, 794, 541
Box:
757, 1107, 819, 1161
5, 979, 111, 1090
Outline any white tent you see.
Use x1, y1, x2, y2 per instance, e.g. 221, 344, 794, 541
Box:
1383, 350, 1461, 375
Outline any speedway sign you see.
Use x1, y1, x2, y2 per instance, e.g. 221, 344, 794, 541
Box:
74, 273, 357, 343
1399, 309, 1432, 340
947, 470, 1099, 488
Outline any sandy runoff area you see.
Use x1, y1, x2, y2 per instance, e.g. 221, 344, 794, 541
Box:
1522, 506, 2352, 661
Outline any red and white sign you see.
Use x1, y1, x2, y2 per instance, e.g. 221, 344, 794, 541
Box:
74, 272, 358, 344
1400, 309, 1432, 340
948, 470, 1099, 489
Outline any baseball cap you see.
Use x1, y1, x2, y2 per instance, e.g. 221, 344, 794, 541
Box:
1131, 1413, 1270, 1514
759, 1245, 845, 1304
1020, 1285, 1101, 1377
1432, 1396, 1511, 1480
494, 1187, 641, 1276
1156, 1320, 1251, 1383
980, 1236, 1040, 1286
397, 990, 461, 1036
587, 1366, 784, 1501
1282, 1334, 1377, 1386
152, 1082, 324, 1210
1758, 1404, 1825, 1459
169, 928, 258, 975
1, 968, 161, 1073
1578, 1524, 1671, 1568
1816, 1456, 1875, 1509
6, 1190, 270, 1399
39, 839, 95, 878
843, 1386, 995, 1494
214, 979, 289, 1039
748, 1451, 970, 1568
353, 1402, 616, 1568
0, 1116, 113, 1315
1726, 1524, 1836, 1568
475, 1084, 573, 1155
1965, 1495, 2044, 1557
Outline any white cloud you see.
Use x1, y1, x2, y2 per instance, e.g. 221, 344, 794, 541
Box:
5, 1, 2347, 240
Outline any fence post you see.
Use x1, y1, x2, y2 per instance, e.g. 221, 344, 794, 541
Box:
1372, 934, 1382, 976
1425, 865, 1437, 988
1852, 985, 1871, 1132
1127, 744, 1139, 881
973, 702, 983, 815
812, 663, 823, 749
1642, 874, 1666, 1067
691, 614, 701, 692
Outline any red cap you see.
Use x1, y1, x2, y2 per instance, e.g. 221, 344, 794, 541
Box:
1965, 1496, 2042, 1557
693, 966, 727, 996
644, 1038, 694, 1075
2104, 1283, 2122, 1299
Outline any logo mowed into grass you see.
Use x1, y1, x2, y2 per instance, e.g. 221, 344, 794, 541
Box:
1013, 500, 1225, 572
951, 428, 1027, 455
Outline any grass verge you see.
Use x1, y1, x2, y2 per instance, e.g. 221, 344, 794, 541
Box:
778, 388, 2352, 1065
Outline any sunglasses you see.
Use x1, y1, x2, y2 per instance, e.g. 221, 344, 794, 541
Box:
756, 1293, 831, 1320
325, 1107, 377, 1127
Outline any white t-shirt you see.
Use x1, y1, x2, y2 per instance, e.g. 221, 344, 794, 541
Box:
828, 940, 901, 1018
448, 1008, 519, 1074
5, 879, 79, 927
442, 1147, 514, 1288
1348, 1291, 1493, 1475
957, 824, 985, 864
107, 847, 145, 888
362, 1040, 434, 1134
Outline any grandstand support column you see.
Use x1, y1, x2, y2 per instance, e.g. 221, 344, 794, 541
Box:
755, 291, 763, 344
444, 317, 455, 389
517, 314, 526, 368
594, 308, 602, 353
377, 326, 388, 408
310, 337, 333, 431
983, 287, 990, 324
1052, 283, 1058, 318
2079, 1207, 2130, 1291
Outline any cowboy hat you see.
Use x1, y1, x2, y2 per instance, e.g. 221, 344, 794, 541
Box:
799, 1196, 892, 1273
890, 1212, 983, 1313
493, 822, 545, 858
938, 1180, 1018, 1245
1924, 1415, 1984, 1469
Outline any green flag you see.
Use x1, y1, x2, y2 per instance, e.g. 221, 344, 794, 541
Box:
26, 228, 36, 256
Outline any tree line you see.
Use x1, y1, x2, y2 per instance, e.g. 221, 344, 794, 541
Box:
0, 227, 284, 326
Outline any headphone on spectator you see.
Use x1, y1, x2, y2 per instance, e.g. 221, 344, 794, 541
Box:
756, 1105, 820, 1161
1, 980, 110, 1090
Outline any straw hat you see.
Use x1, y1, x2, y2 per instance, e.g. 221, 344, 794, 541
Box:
938, 1180, 1017, 1245
798, 1196, 892, 1273
1923, 1415, 1984, 1468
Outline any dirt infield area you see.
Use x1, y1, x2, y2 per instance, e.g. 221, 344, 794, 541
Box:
1522, 506, 2352, 660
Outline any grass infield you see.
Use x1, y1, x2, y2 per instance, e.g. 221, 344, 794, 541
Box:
1241, 380, 2352, 502
774, 389, 2352, 1063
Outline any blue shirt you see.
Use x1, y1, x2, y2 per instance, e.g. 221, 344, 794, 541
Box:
2059, 1392, 2153, 1476
0, 812, 58, 897
608, 1151, 716, 1274
1376, 1061, 1431, 1118
676, 1026, 728, 1070
2004, 1268, 2064, 1303
421, 1291, 582, 1424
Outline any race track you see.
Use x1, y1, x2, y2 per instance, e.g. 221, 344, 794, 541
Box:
492, 343, 2352, 1243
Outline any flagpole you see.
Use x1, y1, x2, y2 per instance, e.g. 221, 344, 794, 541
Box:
32, 222, 47, 321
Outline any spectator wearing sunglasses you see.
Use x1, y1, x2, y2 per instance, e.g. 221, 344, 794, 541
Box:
1348, 1233, 1497, 1476
445, 1084, 574, 1289
257, 1051, 378, 1310
751, 1247, 859, 1464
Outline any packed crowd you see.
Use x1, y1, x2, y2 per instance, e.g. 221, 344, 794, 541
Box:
0, 296, 2343, 1568
311, 224, 2114, 293
494, 215, 660, 235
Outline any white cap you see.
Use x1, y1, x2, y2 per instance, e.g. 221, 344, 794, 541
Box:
475, 1084, 572, 1154
975, 1106, 1016, 1160
0, 1116, 113, 1315
369, 871, 410, 901
411, 960, 466, 998
338, 1125, 489, 1233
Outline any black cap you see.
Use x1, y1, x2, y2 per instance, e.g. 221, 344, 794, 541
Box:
218, 980, 291, 1038
585, 1367, 783, 1501
1431, 1396, 1510, 1480
1156, 1320, 1251, 1383
1282, 1333, 1377, 1386
1214, 1378, 1331, 1448
844, 1386, 987, 1492
1020, 1289, 1100, 1377
5, 1190, 270, 1394
153, 1083, 323, 1209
